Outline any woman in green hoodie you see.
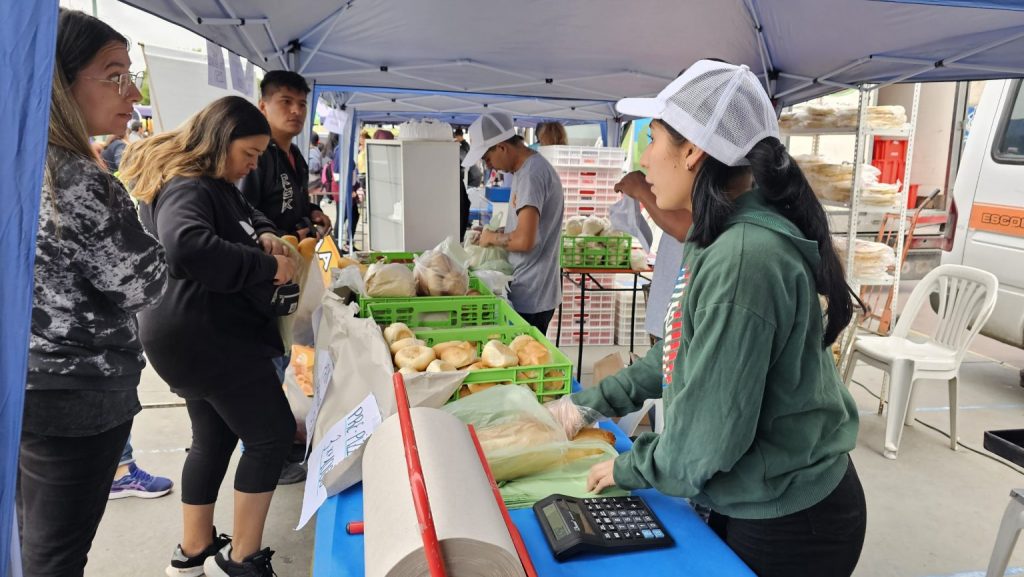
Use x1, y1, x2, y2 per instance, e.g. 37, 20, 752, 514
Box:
547, 60, 866, 576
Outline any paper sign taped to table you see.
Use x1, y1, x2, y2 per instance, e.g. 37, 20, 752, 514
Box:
297, 393, 382, 529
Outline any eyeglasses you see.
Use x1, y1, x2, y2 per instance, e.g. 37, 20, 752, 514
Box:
82, 71, 144, 97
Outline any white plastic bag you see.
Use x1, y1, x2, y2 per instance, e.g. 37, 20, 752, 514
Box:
473, 269, 514, 299
609, 196, 653, 252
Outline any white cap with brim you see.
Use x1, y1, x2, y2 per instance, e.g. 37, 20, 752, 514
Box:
615, 60, 779, 167
462, 111, 517, 169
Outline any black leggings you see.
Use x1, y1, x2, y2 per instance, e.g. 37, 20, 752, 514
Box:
709, 457, 866, 577
18, 419, 133, 577
181, 363, 295, 504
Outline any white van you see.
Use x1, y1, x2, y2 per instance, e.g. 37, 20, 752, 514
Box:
942, 79, 1024, 356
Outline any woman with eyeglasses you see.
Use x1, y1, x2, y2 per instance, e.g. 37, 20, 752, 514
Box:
20, 9, 166, 577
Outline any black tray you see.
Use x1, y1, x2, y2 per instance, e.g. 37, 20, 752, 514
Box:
983, 429, 1024, 468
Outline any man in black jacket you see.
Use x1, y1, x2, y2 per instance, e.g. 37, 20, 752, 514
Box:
241, 70, 332, 239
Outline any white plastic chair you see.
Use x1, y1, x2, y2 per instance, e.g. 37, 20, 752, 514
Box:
617, 398, 664, 437
986, 489, 1024, 577
843, 264, 998, 459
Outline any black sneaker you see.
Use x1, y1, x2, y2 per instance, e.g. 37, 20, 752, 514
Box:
203, 544, 277, 577
165, 528, 231, 577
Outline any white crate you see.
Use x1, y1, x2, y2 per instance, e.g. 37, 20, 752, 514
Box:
562, 186, 620, 205
562, 201, 607, 218
541, 146, 626, 170
548, 326, 615, 346
558, 169, 621, 190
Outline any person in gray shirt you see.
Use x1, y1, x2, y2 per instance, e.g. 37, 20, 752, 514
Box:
465, 112, 564, 332
614, 170, 692, 340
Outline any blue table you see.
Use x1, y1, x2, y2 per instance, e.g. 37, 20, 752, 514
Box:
313, 421, 754, 576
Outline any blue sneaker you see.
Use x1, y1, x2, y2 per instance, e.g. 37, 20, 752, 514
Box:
109, 463, 173, 500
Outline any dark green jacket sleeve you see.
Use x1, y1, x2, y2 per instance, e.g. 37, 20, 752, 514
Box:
570, 340, 664, 418
612, 302, 774, 495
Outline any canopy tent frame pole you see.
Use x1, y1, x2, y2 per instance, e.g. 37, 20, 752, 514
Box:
262, 24, 288, 69
776, 72, 858, 91
742, 0, 776, 97
298, 6, 349, 75
774, 57, 874, 101
310, 51, 466, 92
209, 0, 274, 71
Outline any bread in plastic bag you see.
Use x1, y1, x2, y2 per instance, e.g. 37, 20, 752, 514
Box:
364, 262, 416, 297
413, 248, 470, 296
443, 385, 617, 483
564, 215, 587, 236
581, 215, 606, 236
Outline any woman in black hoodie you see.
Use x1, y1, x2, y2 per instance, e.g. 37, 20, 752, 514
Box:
121, 96, 298, 577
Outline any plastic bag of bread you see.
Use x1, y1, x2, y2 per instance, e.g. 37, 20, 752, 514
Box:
289, 345, 316, 396
564, 215, 587, 236
364, 262, 416, 297
413, 247, 470, 296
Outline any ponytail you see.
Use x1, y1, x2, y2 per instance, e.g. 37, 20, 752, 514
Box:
746, 137, 861, 346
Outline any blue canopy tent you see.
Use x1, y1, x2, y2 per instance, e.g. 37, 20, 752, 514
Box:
7, 0, 1024, 570
0, 3, 57, 574
308, 83, 623, 247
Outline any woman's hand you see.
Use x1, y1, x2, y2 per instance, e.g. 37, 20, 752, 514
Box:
586, 459, 618, 494
259, 232, 288, 257
273, 254, 297, 285
311, 211, 333, 237
614, 171, 652, 200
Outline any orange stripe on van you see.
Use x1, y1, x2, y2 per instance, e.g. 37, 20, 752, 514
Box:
968, 203, 1024, 238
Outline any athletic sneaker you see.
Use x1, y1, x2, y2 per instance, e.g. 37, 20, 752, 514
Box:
109, 463, 173, 499
203, 544, 277, 577
165, 530, 232, 577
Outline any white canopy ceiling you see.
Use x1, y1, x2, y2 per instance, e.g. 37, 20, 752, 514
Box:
122, 0, 1024, 110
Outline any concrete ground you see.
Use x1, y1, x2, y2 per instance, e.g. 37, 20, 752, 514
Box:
86, 280, 1024, 576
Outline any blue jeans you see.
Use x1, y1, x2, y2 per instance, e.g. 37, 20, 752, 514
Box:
119, 436, 134, 467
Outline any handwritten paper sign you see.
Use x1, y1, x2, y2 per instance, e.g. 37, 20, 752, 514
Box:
206, 41, 227, 90
297, 393, 382, 529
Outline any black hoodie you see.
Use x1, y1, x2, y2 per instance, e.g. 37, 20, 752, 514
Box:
138, 175, 283, 396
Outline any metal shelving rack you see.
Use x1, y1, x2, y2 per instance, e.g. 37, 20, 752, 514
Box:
782, 84, 922, 362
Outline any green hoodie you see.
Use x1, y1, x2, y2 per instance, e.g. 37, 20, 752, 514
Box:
572, 189, 859, 519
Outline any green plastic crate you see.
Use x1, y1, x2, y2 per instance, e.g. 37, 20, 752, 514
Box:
355, 251, 420, 264
365, 297, 527, 329
560, 235, 632, 269
413, 326, 572, 402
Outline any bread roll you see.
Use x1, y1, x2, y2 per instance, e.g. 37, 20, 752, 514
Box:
394, 345, 436, 371
466, 382, 501, 394
383, 322, 415, 345
572, 428, 616, 445
426, 359, 457, 372
390, 337, 425, 355
509, 334, 538, 354
482, 340, 518, 368
440, 346, 477, 369
466, 361, 489, 371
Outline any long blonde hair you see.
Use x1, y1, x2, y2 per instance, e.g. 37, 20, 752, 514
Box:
45, 10, 128, 190
121, 96, 270, 203
536, 122, 568, 146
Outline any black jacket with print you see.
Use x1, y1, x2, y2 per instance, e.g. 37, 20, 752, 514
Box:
240, 140, 323, 236
138, 175, 282, 395
28, 147, 168, 391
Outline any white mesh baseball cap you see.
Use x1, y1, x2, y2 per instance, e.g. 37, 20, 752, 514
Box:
616, 60, 778, 167
462, 111, 516, 168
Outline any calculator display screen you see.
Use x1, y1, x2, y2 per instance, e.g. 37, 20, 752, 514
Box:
543, 504, 570, 540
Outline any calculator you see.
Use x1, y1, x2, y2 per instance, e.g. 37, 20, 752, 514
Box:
533, 494, 674, 561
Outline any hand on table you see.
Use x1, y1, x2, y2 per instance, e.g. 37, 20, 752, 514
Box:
586, 459, 618, 494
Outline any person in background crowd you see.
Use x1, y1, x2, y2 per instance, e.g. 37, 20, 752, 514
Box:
101, 129, 127, 174
469, 112, 564, 333
455, 126, 471, 235
121, 95, 298, 577
128, 119, 144, 143
21, 9, 167, 576
241, 70, 331, 242
547, 60, 866, 577
535, 121, 569, 146
307, 131, 324, 206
